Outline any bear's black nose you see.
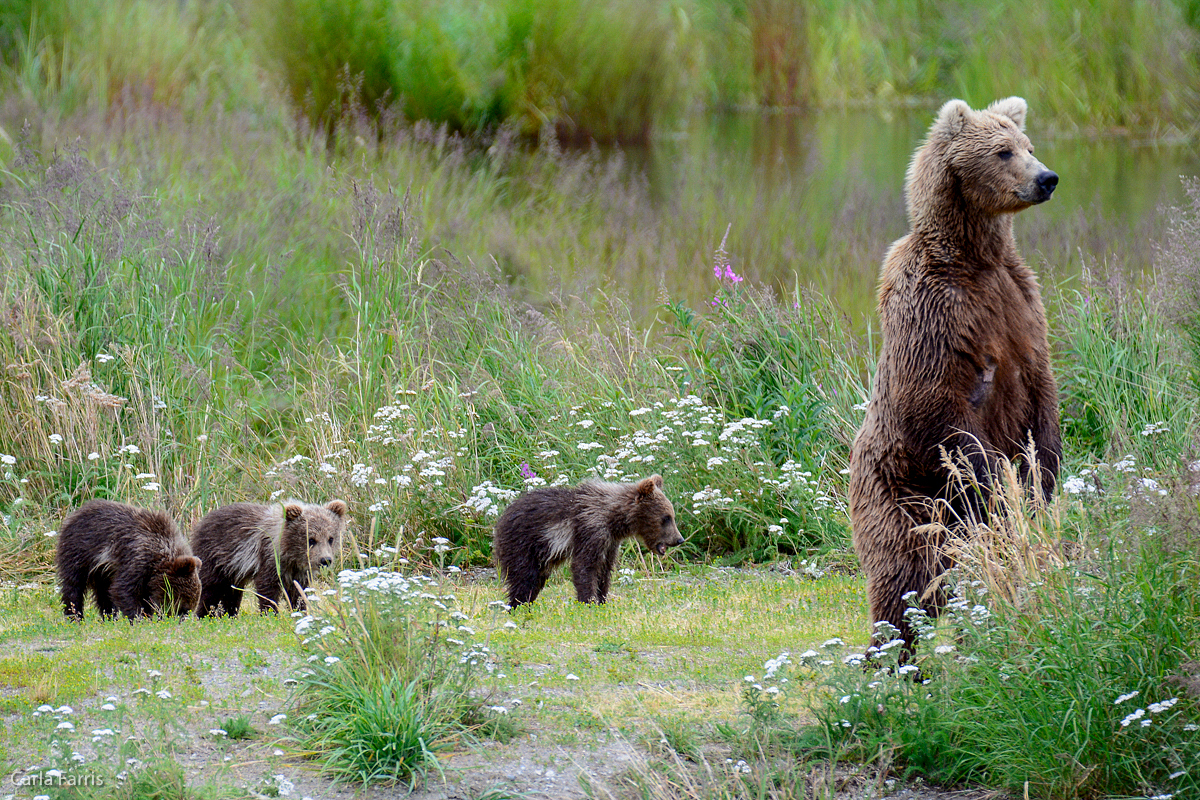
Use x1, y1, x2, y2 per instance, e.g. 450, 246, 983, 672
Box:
1037, 170, 1058, 197
317, 556, 332, 567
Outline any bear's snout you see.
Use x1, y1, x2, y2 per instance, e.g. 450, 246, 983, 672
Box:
316, 555, 333, 568
656, 543, 668, 555
1035, 170, 1058, 201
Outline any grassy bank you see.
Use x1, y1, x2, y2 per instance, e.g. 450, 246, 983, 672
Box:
3, 0, 1198, 142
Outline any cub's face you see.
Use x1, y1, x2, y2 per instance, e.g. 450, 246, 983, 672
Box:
633, 476, 685, 556
947, 103, 1057, 216
284, 500, 348, 573
151, 555, 202, 616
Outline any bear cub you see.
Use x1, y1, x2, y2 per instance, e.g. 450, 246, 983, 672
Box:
57, 499, 202, 621
493, 474, 683, 608
191, 499, 348, 617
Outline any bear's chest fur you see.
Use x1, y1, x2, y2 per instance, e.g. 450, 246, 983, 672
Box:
871, 239, 1050, 475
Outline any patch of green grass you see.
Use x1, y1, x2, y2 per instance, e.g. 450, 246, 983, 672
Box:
218, 713, 255, 740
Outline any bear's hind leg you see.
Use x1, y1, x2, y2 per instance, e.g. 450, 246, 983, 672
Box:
218, 582, 244, 617
506, 573, 547, 608
60, 569, 88, 621
91, 573, 118, 619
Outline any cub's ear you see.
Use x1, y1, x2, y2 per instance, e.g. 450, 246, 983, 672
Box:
987, 96, 1028, 130
325, 499, 348, 518
636, 476, 661, 498
934, 98, 972, 139
169, 556, 201, 576
285, 503, 304, 522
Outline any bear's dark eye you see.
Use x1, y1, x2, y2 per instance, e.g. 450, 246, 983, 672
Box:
997, 149, 1013, 160
308, 538, 316, 547
662, 514, 673, 527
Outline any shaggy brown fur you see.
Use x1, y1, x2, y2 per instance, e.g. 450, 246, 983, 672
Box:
849, 97, 1061, 649
191, 499, 347, 617
493, 475, 683, 608
57, 499, 201, 621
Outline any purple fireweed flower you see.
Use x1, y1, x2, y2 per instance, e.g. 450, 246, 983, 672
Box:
519, 463, 537, 480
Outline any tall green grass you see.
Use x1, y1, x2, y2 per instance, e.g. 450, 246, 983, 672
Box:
290, 569, 514, 785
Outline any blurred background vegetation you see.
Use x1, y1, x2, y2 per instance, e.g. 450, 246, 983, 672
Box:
1, 0, 1197, 143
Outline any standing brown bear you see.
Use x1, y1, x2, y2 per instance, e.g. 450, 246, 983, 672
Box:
849, 97, 1061, 649
190, 499, 348, 617
493, 474, 683, 608
57, 499, 202, 621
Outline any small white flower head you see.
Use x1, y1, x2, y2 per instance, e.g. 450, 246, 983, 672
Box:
1147, 698, 1179, 714
209, 729, 227, 737
196, 434, 209, 443
269, 713, 287, 725
0, 454, 14, 465
55, 721, 75, 731
565, 673, 581, 681
48, 434, 64, 445
100, 703, 117, 711
1120, 708, 1146, 727
88, 452, 101, 460
1114, 690, 1139, 705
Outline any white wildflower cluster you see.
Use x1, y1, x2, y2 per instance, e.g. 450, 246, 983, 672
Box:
744, 651, 793, 697
773, 459, 844, 514
692, 485, 735, 512
294, 568, 505, 680
1118, 695, 1180, 729
368, 401, 415, 444
349, 462, 374, 487
464, 481, 520, 518
335, 567, 441, 602
718, 417, 771, 447
1062, 453, 1179, 504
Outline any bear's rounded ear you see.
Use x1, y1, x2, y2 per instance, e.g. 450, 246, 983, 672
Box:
170, 556, 200, 575
635, 477, 658, 498
326, 499, 348, 518
285, 503, 303, 522
934, 99, 972, 139
649, 474, 664, 489
987, 96, 1028, 130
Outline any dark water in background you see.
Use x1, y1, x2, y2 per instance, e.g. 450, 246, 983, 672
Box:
635, 108, 1200, 323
